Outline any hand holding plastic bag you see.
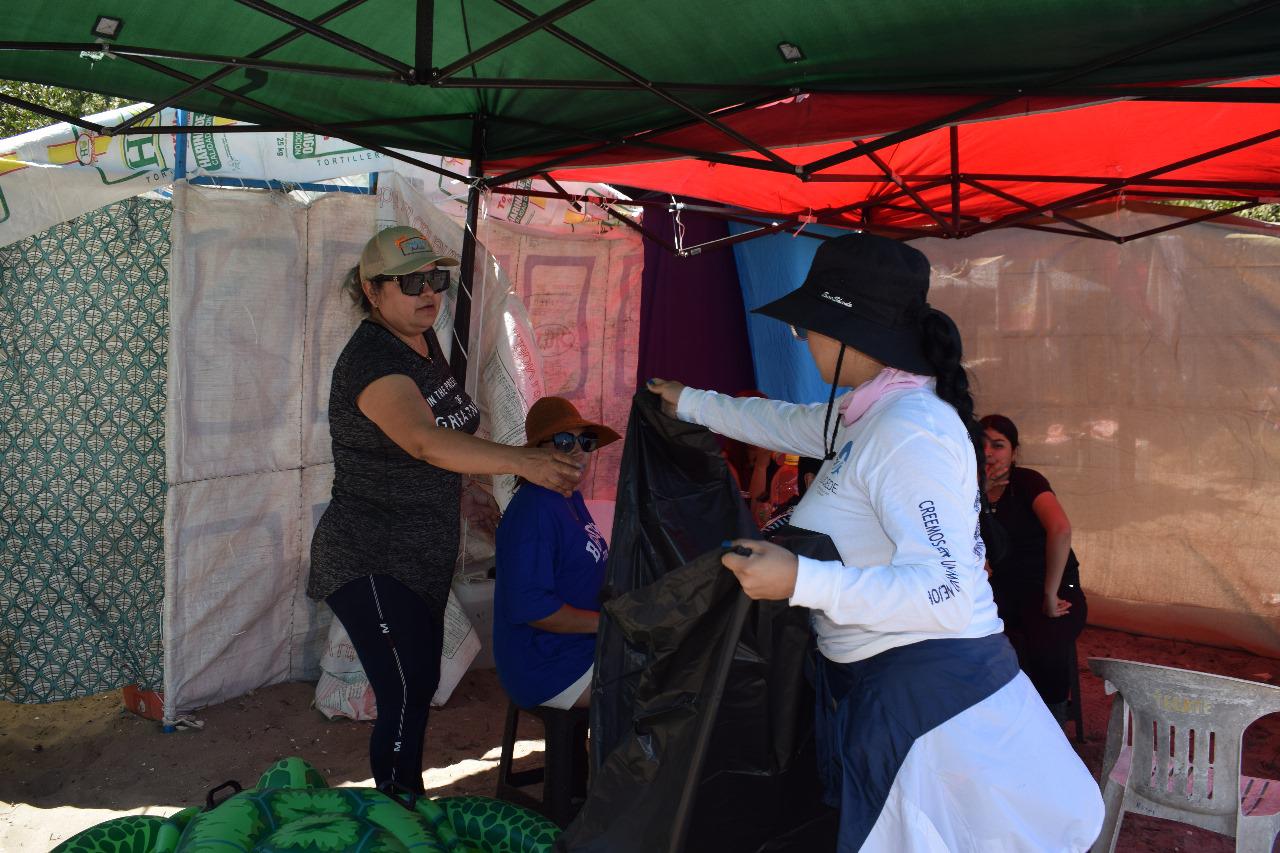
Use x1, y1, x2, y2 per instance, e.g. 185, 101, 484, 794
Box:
720, 539, 799, 600
643, 377, 684, 417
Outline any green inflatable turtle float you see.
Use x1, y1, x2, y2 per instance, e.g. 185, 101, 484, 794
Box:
52, 757, 560, 853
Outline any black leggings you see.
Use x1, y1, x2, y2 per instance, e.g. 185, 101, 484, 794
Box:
326, 574, 443, 793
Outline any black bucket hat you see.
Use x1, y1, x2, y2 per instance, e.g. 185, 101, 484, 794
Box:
753, 232, 934, 375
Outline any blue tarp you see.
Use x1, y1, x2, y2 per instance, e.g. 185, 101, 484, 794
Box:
730, 223, 844, 405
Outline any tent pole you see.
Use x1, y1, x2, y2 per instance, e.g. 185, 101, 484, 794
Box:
432, 0, 598, 83
105, 0, 372, 134
950, 126, 961, 233
482, 93, 786, 187
673, 221, 795, 256
863, 147, 955, 235
0, 92, 107, 133
174, 109, 188, 181
967, 126, 1280, 236
970, 175, 1280, 191
111, 113, 475, 135
1125, 190, 1271, 201
667, 591, 754, 853
415, 0, 433, 81
8, 43, 398, 91
869, 201, 984, 226
488, 0, 789, 170
1118, 202, 1268, 242
801, 0, 1280, 177
486, 183, 675, 250
598, 204, 676, 252
819, 180, 952, 216
963, 178, 1121, 242
231, 0, 412, 76
539, 173, 583, 212
451, 120, 485, 388
116, 53, 473, 183
1013, 223, 1116, 240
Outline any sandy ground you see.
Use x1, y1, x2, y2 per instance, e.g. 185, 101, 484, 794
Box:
2, 625, 1278, 852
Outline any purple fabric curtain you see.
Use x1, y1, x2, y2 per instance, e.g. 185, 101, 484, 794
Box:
635, 204, 758, 395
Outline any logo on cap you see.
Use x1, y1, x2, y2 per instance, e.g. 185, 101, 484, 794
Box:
395, 235, 430, 257
820, 290, 853, 308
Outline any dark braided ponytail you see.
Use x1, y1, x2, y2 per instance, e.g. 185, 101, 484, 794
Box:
920, 307, 983, 466
920, 306, 1007, 562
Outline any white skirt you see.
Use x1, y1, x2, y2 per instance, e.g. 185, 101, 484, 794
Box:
860, 671, 1104, 852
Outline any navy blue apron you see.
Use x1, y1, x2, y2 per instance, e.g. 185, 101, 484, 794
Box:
813, 633, 1020, 851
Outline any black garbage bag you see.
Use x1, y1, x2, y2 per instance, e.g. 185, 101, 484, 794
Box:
560, 392, 838, 853
589, 390, 757, 765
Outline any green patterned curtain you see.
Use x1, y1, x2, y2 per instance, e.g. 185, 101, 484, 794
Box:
0, 197, 168, 702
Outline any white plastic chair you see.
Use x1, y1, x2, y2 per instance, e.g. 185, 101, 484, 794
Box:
1089, 657, 1280, 852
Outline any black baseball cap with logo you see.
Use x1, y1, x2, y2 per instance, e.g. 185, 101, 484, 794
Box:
752, 232, 935, 375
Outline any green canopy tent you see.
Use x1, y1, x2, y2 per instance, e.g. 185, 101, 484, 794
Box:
5, 0, 1280, 379
5, 0, 1280, 159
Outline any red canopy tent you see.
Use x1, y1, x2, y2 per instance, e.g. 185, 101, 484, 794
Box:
482, 77, 1280, 247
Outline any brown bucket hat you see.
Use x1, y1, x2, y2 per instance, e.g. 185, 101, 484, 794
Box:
524, 397, 621, 449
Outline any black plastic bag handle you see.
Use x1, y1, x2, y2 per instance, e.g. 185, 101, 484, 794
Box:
204, 780, 242, 811
377, 779, 420, 811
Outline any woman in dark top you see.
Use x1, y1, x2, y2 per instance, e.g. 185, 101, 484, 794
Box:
981, 414, 1087, 718
308, 226, 582, 793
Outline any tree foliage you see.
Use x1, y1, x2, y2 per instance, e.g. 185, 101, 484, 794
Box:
0, 80, 125, 139
1169, 198, 1280, 224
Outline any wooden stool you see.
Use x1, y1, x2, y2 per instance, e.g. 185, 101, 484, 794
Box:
495, 701, 589, 827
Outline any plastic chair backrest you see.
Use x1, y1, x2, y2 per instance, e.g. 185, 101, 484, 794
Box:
1090, 658, 1280, 819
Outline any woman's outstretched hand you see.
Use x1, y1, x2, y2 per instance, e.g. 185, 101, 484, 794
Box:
721, 539, 799, 601
645, 377, 685, 417
520, 448, 583, 497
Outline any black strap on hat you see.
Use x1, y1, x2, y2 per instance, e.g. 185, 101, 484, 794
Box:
821, 344, 847, 461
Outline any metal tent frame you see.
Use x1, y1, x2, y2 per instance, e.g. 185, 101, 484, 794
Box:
4, 0, 1280, 381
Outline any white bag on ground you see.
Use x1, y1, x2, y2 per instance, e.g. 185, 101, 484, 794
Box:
313, 588, 481, 720
435, 586, 482, 705
314, 614, 377, 721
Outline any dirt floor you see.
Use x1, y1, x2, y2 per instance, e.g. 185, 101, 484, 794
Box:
2, 625, 1279, 851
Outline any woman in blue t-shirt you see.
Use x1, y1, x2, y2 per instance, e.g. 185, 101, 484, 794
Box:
494, 397, 620, 709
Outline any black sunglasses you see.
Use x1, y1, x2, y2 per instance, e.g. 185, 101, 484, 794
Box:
376, 268, 452, 296
548, 431, 599, 453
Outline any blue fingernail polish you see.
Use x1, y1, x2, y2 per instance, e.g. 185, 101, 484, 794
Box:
720, 540, 733, 548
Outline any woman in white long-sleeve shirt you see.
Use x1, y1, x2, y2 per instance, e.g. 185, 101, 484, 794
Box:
648, 233, 1101, 853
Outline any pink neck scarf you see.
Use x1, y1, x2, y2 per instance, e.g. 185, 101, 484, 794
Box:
839, 367, 932, 425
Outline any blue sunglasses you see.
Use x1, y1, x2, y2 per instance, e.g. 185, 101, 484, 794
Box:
548, 431, 599, 453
